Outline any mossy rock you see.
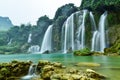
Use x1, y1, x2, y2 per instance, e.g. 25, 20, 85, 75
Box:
73, 48, 92, 56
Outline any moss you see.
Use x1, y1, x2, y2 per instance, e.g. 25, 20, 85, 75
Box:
73, 48, 92, 56
104, 35, 120, 55
0, 67, 10, 75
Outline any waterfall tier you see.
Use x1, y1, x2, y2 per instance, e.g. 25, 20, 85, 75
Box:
21, 64, 37, 80
62, 10, 88, 53
28, 33, 32, 43
40, 25, 53, 53
62, 10, 108, 53
28, 45, 40, 53
91, 11, 108, 52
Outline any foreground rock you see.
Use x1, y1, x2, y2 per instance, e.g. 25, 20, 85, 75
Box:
37, 60, 106, 80
0, 60, 32, 80
0, 60, 106, 80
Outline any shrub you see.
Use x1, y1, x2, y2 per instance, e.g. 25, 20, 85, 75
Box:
73, 48, 92, 56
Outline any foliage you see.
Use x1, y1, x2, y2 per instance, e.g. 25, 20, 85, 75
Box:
54, 3, 78, 20
80, 0, 120, 12
73, 48, 92, 56
33, 15, 53, 45
0, 32, 8, 46
105, 40, 120, 53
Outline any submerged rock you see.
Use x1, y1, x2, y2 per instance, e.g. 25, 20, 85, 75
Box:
75, 62, 101, 67
86, 69, 106, 79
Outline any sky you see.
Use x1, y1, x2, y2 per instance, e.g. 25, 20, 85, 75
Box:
0, 0, 82, 25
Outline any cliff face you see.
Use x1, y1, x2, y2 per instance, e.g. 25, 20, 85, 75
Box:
52, 3, 78, 51
0, 17, 13, 31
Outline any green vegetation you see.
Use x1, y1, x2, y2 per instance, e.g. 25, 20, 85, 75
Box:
81, 0, 120, 12
0, 15, 52, 54
73, 48, 92, 56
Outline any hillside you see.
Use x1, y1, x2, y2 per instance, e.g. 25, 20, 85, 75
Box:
0, 16, 13, 31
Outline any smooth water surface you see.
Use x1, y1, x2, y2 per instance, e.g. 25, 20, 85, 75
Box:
0, 53, 120, 80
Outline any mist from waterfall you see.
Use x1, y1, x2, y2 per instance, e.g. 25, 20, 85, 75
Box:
91, 11, 108, 52
28, 45, 40, 53
62, 10, 87, 53
40, 25, 53, 53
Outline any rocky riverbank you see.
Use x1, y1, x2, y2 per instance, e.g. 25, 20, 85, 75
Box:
0, 60, 107, 80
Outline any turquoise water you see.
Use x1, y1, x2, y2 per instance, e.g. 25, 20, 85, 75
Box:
0, 53, 120, 80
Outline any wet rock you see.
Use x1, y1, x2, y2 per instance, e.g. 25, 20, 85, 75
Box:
38, 60, 50, 66
86, 69, 106, 79
68, 68, 78, 74
50, 74, 61, 79
42, 65, 54, 72
0, 60, 31, 80
53, 62, 62, 68
37, 61, 106, 80
43, 50, 50, 54
71, 74, 81, 79
61, 74, 71, 80
41, 71, 54, 80
75, 62, 100, 67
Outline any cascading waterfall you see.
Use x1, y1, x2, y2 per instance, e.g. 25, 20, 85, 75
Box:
99, 11, 107, 52
90, 12, 97, 31
91, 11, 108, 52
62, 10, 87, 53
76, 10, 87, 49
40, 25, 53, 53
90, 12, 98, 51
28, 45, 40, 53
91, 31, 100, 51
28, 33, 32, 43
21, 64, 37, 80
63, 13, 74, 53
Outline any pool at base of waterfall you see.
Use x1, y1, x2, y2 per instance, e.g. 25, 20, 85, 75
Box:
0, 53, 120, 80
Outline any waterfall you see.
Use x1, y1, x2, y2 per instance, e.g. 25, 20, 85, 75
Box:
99, 11, 107, 52
76, 10, 87, 49
90, 12, 97, 31
63, 13, 74, 53
40, 25, 53, 53
21, 64, 37, 80
62, 10, 87, 53
28, 64, 36, 75
28, 45, 40, 53
8, 39, 12, 45
91, 11, 108, 52
91, 31, 99, 51
28, 33, 32, 43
